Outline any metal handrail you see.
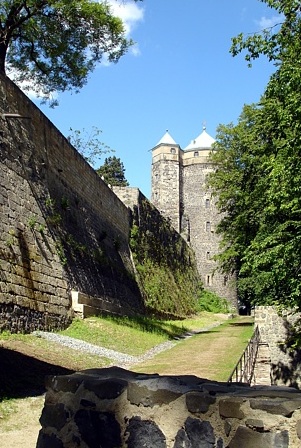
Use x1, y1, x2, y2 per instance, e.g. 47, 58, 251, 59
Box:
227, 325, 260, 384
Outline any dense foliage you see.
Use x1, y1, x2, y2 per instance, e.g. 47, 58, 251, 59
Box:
130, 199, 201, 317
0, 1, 141, 104
96, 156, 129, 187
209, 0, 301, 311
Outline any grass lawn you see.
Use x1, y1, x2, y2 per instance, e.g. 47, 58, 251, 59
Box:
132, 316, 254, 381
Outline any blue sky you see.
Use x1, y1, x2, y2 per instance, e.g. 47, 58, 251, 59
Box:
28, 0, 280, 198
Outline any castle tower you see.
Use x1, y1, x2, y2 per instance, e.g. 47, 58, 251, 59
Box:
151, 130, 182, 232
151, 127, 237, 308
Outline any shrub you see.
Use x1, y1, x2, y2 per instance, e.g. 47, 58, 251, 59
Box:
197, 289, 230, 313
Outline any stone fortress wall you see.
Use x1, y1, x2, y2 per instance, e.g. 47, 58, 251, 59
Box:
0, 73, 145, 332
0, 73, 202, 332
151, 131, 237, 309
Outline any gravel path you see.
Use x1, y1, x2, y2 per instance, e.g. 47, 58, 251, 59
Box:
33, 322, 222, 368
33, 331, 176, 368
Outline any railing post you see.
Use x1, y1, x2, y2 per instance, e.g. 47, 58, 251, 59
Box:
227, 325, 260, 385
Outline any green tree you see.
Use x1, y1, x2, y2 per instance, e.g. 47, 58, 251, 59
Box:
68, 126, 114, 167
0, 0, 141, 104
96, 156, 129, 187
209, 0, 301, 311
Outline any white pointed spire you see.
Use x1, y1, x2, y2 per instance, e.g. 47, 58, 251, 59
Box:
156, 129, 177, 146
184, 127, 215, 151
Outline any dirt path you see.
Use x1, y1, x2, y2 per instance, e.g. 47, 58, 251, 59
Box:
0, 316, 253, 447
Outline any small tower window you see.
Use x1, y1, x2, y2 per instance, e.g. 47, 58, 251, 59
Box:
170, 147, 176, 154
206, 251, 210, 260
194, 151, 199, 157
205, 198, 210, 208
206, 221, 211, 232
206, 275, 212, 286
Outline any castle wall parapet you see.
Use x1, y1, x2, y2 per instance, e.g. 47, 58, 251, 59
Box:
37, 366, 301, 447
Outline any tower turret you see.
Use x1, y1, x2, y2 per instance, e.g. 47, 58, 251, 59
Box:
151, 126, 237, 310
151, 130, 182, 232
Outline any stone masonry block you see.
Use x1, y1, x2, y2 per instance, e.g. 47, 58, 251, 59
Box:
186, 391, 216, 414
228, 426, 289, 448
126, 416, 166, 448
249, 398, 301, 416
219, 397, 245, 419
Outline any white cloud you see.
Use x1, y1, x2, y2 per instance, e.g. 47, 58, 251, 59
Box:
257, 15, 284, 30
106, 0, 144, 36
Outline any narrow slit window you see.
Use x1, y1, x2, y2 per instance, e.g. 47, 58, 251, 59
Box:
205, 198, 210, 208
206, 221, 211, 232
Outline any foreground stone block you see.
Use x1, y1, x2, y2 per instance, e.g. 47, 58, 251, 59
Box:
37, 367, 301, 448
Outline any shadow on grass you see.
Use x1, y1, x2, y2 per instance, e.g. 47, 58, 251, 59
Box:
102, 313, 189, 339
229, 321, 254, 327
0, 347, 74, 400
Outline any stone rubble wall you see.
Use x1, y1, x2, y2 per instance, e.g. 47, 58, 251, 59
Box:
37, 367, 301, 448
255, 306, 301, 389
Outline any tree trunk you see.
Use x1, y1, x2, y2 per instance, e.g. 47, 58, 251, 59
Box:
0, 42, 7, 74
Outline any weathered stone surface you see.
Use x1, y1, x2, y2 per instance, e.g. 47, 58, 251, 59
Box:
174, 417, 216, 448
45, 373, 84, 393
36, 432, 64, 448
245, 418, 264, 430
74, 409, 121, 448
0, 73, 146, 332
186, 391, 216, 414
126, 416, 166, 448
249, 398, 301, 416
228, 426, 289, 448
127, 380, 182, 407
219, 397, 245, 419
82, 377, 128, 399
39, 402, 69, 431
296, 419, 301, 440
255, 306, 301, 389
37, 368, 301, 448
80, 398, 96, 408
224, 420, 231, 437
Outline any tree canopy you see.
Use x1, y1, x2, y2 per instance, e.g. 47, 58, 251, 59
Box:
209, 0, 301, 312
97, 156, 129, 187
0, 1, 141, 104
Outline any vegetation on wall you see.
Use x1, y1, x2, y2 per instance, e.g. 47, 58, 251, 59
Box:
130, 198, 201, 317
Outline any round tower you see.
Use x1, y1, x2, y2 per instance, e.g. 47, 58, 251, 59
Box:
151, 131, 182, 232
182, 127, 237, 307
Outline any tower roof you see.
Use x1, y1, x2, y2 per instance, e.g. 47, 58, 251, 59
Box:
156, 130, 177, 146
184, 127, 215, 151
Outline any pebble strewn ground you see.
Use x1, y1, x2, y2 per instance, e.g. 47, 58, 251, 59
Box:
33, 322, 223, 368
